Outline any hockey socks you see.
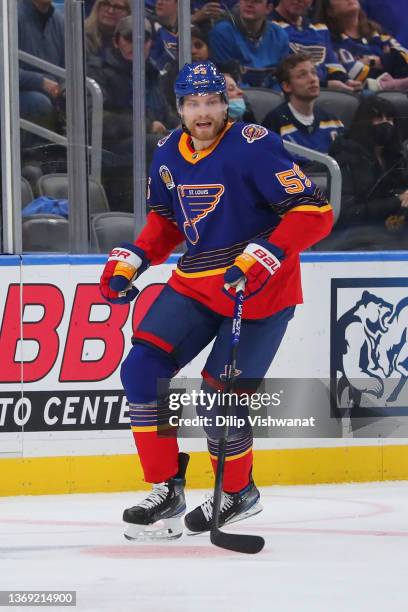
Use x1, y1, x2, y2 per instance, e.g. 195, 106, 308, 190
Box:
207, 434, 253, 492
129, 401, 179, 483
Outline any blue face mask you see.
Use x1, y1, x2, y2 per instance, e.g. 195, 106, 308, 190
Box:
228, 97, 246, 120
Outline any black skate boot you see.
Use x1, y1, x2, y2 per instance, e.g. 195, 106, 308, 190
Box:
123, 453, 189, 541
184, 478, 262, 535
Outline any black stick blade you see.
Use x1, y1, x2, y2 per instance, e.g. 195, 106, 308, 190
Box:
211, 529, 265, 554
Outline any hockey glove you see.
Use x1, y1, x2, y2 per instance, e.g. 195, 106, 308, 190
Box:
99, 243, 149, 304
224, 239, 284, 298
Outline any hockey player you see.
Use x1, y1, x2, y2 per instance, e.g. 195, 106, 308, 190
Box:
99, 61, 333, 540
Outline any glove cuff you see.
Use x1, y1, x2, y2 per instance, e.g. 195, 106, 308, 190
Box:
233, 252, 257, 275
108, 243, 149, 274
123, 243, 150, 274
243, 240, 284, 275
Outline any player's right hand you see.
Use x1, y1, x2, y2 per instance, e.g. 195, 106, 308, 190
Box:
224, 240, 284, 299
99, 243, 149, 304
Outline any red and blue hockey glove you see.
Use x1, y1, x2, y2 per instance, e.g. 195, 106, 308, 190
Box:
99, 243, 149, 304
224, 239, 284, 298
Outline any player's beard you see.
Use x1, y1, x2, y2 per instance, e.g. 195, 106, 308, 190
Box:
182, 111, 228, 142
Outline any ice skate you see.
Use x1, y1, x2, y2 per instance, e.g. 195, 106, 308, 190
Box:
123, 453, 189, 541
184, 479, 262, 535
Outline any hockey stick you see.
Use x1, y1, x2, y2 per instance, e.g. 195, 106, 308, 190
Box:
210, 279, 265, 554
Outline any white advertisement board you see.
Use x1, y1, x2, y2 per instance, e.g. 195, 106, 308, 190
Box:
1, 253, 408, 460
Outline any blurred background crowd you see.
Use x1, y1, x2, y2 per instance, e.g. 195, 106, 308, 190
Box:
14, 0, 408, 251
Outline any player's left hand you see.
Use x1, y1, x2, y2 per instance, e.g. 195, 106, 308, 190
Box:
224, 239, 284, 298
99, 243, 149, 304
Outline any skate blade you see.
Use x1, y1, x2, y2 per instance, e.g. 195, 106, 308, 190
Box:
185, 501, 263, 536
124, 514, 184, 541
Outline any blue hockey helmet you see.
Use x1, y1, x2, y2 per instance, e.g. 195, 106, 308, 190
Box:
174, 61, 227, 104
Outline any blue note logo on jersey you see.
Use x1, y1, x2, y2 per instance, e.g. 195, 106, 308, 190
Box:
289, 42, 327, 65
242, 124, 268, 144
177, 184, 225, 244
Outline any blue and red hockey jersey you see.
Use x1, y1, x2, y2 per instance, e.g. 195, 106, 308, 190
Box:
135, 122, 333, 320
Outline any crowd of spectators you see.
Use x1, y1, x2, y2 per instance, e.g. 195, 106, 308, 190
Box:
17, 0, 408, 248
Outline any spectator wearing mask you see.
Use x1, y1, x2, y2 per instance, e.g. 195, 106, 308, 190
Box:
263, 52, 344, 157
315, 0, 408, 91
209, 0, 289, 89
223, 72, 257, 122
18, 0, 65, 134
85, 0, 131, 60
329, 96, 408, 240
272, 0, 361, 92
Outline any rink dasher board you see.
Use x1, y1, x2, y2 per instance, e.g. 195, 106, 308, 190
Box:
0, 252, 408, 495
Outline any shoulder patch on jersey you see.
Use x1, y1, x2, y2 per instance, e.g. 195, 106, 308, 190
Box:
241, 124, 268, 144
159, 165, 175, 190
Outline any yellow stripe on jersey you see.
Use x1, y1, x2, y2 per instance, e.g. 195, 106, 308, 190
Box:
319, 120, 344, 129
272, 20, 289, 28
285, 204, 333, 214
326, 63, 347, 73
280, 124, 298, 136
310, 23, 329, 31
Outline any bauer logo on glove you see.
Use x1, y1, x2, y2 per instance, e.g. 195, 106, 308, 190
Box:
99, 242, 149, 304
224, 239, 284, 299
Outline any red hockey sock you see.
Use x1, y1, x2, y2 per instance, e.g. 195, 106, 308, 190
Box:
210, 450, 253, 493
208, 434, 253, 492
132, 431, 179, 483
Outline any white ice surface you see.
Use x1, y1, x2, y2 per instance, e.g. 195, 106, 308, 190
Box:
1, 482, 408, 612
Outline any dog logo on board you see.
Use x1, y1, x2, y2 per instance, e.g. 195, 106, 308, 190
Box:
242, 124, 268, 144
159, 165, 175, 190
